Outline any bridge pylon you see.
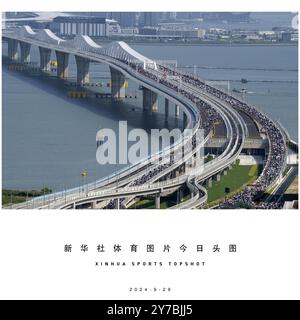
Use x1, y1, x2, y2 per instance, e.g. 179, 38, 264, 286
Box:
164, 98, 169, 122
19, 41, 31, 63
155, 193, 161, 209
75, 55, 90, 86
110, 66, 125, 99
8, 39, 18, 61
39, 47, 51, 72
142, 87, 158, 114
183, 112, 188, 129
55, 50, 69, 80
175, 104, 180, 119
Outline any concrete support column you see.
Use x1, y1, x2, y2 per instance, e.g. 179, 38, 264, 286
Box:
110, 66, 125, 99
75, 55, 90, 86
8, 39, 18, 61
177, 188, 183, 203
183, 112, 188, 128
39, 47, 51, 72
91, 201, 96, 209
55, 50, 69, 79
142, 87, 158, 113
228, 164, 233, 170
155, 194, 160, 209
207, 177, 212, 188
114, 198, 120, 209
20, 41, 31, 63
223, 170, 228, 176
175, 104, 180, 118
216, 174, 221, 182
164, 98, 169, 122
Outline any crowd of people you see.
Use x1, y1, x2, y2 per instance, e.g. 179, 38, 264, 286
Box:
150, 63, 286, 209
105, 58, 286, 209
160, 65, 286, 209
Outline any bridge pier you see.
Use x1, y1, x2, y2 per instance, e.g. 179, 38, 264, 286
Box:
110, 66, 125, 99
55, 50, 69, 80
142, 87, 158, 113
183, 112, 188, 128
223, 169, 228, 176
8, 39, 18, 61
75, 55, 90, 86
177, 188, 183, 203
19, 41, 31, 63
114, 198, 120, 209
155, 194, 161, 209
206, 177, 213, 188
175, 104, 180, 119
39, 47, 52, 72
164, 98, 169, 122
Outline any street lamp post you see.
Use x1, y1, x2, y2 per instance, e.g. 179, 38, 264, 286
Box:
81, 169, 87, 196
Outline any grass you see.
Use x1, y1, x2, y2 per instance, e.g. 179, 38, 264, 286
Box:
130, 163, 262, 209
2, 188, 52, 206
206, 164, 262, 207
205, 154, 214, 163
129, 186, 191, 209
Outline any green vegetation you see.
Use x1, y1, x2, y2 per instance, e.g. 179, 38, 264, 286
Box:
282, 166, 291, 177
206, 163, 262, 207
205, 154, 214, 163
2, 188, 52, 206
130, 163, 262, 209
129, 186, 191, 209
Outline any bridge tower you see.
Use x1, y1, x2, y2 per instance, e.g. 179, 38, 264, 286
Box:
75, 56, 90, 86
109, 67, 126, 99
7, 39, 18, 61
19, 41, 31, 63
39, 47, 52, 72
142, 87, 158, 113
55, 51, 69, 80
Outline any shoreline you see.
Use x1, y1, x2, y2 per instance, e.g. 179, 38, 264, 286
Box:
100, 40, 298, 47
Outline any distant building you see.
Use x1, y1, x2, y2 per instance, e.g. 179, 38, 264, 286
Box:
160, 12, 177, 21
208, 28, 229, 35
106, 20, 121, 35
107, 12, 137, 28
139, 27, 158, 36
246, 34, 262, 41
200, 12, 250, 22
121, 27, 139, 35
258, 31, 279, 41
159, 28, 205, 38
2, 12, 6, 29
139, 12, 160, 27
291, 33, 298, 42
51, 16, 108, 37
281, 32, 292, 42
176, 12, 202, 19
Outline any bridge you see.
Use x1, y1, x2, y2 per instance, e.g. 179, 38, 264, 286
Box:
2, 26, 294, 209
